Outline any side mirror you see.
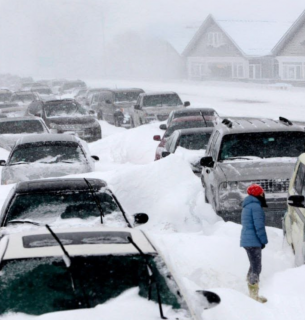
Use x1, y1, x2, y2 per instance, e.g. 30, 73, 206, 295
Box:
34, 113, 41, 117
288, 195, 305, 208
89, 110, 95, 115
184, 101, 190, 107
162, 151, 170, 158
159, 124, 167, 130
134, 104, 141, 110
134, 213, 149, 225
153, 135, 161, 141
105, 100, 112, 104
91, 155, 99, 161
49, 129, 58, 134
200, 156, 214, 168
0, 160, 6, 166
196, 290, 221, 310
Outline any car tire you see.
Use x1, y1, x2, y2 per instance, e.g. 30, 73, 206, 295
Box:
97, 111, 103, 120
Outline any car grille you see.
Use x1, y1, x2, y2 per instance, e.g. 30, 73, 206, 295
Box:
249, 179, 290, 193
157, 114, 169, 121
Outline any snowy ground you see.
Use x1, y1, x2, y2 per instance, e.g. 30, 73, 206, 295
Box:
1, 80, 305, 319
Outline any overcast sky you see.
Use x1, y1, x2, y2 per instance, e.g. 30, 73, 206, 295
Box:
0, 0, 303, 78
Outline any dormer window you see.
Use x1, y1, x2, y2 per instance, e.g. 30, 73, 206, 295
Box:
207, 32, 224, 48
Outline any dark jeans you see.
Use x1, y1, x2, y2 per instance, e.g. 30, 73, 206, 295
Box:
244, 247, 262, 285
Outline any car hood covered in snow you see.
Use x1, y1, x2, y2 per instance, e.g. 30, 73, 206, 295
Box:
218, 157, 296, 182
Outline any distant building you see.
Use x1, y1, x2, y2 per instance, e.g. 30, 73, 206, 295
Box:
182, 10, 305, 84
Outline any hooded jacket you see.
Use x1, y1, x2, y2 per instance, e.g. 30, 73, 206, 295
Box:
240, 195, 268, 247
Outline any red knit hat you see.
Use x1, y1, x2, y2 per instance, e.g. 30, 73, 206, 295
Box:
247, 184, 264, 197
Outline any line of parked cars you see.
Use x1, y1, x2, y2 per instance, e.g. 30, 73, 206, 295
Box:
0, 73, 221, 318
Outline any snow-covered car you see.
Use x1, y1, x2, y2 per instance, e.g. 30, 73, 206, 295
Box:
31, 87, 56, 101
90, 88, 144, 127
59, 80, 87, 95
163, 108, 220, 130
41, 99, 101, 142
74, 88, 88, 104
0, 117, 50, 150
161, 128, 213, 176
201, 117, 305, 228
9, 91, 39, 116
0, 226, 220, 317
0, 89, 12, 103
0, 134, 99, 185
49, 79, 67, 94
284, 153, 305, 266
0, 178, 149, 230
133, 92, 190, 127
85, 88, 110, 107
154, 116, 214, 160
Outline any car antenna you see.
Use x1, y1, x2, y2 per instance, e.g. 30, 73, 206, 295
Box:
83, 178, 104, 224
127, 236, 167, 319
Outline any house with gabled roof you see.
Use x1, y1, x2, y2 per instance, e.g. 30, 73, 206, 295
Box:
273, 10, 305, 83
182, 13, 304, 82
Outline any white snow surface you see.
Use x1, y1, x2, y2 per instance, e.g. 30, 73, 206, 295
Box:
1, 80, 305, 320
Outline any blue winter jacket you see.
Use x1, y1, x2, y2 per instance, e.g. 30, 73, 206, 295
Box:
240, 195, 268, 248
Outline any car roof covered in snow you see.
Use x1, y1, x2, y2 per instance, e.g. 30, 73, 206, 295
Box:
15, 134, 78, 146
14, 178, 107, 194
177, 127, 214, 135
1, 227, 156, 260
172, 108, 217, 114
217, 118, 305, 135
139, 91, 178, 97
0, 116, 40, 123
172, 115, 206, 123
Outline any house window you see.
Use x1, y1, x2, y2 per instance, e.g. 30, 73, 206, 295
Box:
283, 63, 304, 80
207, 32, 224, 48
191, 63, 201, 77
249, 64, 262, 79
232, 63, 244, 78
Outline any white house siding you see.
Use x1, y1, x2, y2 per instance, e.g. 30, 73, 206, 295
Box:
276, 22, 305, 81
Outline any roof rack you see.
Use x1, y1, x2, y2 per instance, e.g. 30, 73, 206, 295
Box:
279, 116, 293, 126
222, 118, 233, 128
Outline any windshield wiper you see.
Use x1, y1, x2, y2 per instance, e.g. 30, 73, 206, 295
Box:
222, 156, 261, 161
9, 161, 30, 166
127, 236, 167, 320
7, 219, 41, 226
84, 178, 104, 224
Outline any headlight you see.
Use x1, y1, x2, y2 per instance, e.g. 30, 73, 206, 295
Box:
219, 181, 240, 194
50, 123, 57, 129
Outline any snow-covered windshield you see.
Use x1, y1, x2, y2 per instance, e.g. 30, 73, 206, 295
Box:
11, 94, 36, 102
9, 143, 86, 164
219, 131, 305, 161
178, 132, 212, 150
0, 120, 44, 134
143, 94, 182, 107
114, 91, 142, 102
165, 121, 214, 138
33, 88, 52, 94
44, 101, 86, 117
5, 191, 121, 224
0, 255, 181, 316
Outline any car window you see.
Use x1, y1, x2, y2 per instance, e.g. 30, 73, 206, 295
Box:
219, 132, 305, 161
4, 190, 124, 225
9, 143, 86, 164
178, 132, 212, 150
294, 162, 305, 195
11, 94, 36, 102
165, 121, 213, 138
44, 101, 86, 117
0, 92, 12, 102
0, 255, 181, 315
0, 120, 45, 134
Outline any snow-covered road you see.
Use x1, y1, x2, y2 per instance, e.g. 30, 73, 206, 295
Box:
1, 80, 305, 319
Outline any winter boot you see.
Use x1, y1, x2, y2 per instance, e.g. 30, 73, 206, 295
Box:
248, 283, 267, 303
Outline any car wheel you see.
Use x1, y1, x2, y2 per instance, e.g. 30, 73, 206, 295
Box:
97, 111, 103, 120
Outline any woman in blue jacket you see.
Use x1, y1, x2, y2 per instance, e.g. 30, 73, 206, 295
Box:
240, 184, 268, 303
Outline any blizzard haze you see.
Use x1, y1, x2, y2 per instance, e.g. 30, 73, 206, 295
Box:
0, 0, 303, 79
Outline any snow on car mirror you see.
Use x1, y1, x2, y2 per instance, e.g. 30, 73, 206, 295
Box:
134, 213, 149, 225
200, 156, 214, 168
134, 104, 141, 110
196, 290, 221, 310
184, 101, 190, 107
91, 155, 99, 161
288, 195, 305, 208
159, 124, 167, 130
